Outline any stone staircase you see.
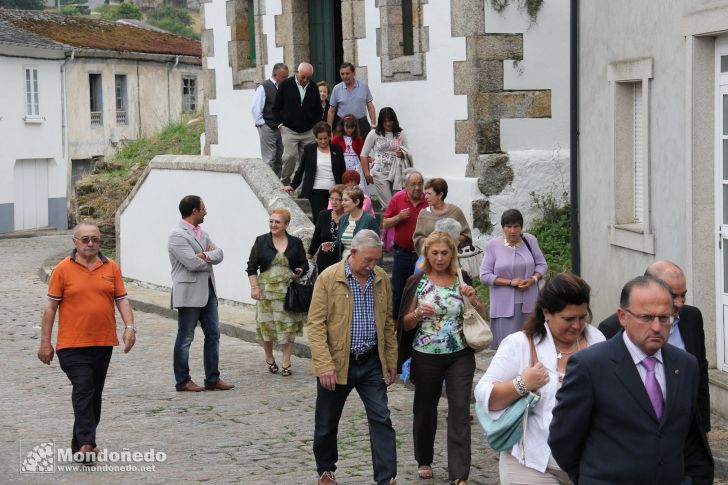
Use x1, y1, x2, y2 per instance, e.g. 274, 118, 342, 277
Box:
293, 196, 394, 273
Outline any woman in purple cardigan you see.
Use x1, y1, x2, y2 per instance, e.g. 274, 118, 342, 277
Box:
480, 209, 548, 350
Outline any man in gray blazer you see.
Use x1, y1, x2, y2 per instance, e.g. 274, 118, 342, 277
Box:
169, 195, 234, 392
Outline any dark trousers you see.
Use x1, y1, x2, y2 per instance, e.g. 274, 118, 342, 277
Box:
358, 117, 371, 141
684, 423, 714, 485
313, 354, 397, 484
391, 246, 418, 319
411, 348, 475, 481
57, 346, 113, 450
309, 189, 331, 224
173, 281, 221, 389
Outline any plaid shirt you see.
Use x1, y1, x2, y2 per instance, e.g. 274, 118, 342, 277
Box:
345, 260, 377, 353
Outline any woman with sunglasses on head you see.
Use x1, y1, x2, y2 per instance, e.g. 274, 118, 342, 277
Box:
308, 184, 345, 275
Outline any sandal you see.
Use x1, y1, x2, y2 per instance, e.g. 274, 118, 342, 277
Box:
281, 366, 292, 377
417, 465, 433, 479
267, 360, 279, 374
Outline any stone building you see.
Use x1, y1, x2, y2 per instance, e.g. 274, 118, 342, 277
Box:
0, 9, 203, 233
577, 0, 728, 415
199, 0, 570, 238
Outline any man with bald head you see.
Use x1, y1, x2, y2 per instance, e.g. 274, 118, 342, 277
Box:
273, 62, 321, 185
599, 260, 713, 484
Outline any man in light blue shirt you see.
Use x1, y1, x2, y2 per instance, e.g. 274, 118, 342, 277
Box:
327, 62, 376, 139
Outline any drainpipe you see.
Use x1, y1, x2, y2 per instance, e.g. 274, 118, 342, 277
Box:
570, 0, 580, 275
61, 48, 74, 227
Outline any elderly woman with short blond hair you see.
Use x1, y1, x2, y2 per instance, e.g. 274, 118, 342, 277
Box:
246, 208, 308, 377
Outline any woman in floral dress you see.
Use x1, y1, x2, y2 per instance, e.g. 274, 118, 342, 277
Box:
246, 208, 308, 377
398, 231, 484, 484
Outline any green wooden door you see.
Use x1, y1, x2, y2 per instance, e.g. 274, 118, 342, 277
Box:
309, 0, 343, 88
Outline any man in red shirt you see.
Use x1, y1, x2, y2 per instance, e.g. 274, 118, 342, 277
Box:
38, 221, 136, 461
382, 170, 427, 320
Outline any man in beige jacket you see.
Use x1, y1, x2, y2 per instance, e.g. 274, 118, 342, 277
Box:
307, 229, 398, 485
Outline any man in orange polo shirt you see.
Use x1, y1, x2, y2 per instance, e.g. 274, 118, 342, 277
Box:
37, 221, 136, 460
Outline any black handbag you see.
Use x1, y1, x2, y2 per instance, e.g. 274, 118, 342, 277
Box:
284, 276, 314, 312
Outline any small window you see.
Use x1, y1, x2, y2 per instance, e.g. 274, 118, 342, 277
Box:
89, 73, 103, 127
722, 55, 728, 73
182, 76, 197, 114
24, 68, 40, 117
115, 75, 128, 125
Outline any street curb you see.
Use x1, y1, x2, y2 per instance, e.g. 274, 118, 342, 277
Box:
1, 228, 71, 240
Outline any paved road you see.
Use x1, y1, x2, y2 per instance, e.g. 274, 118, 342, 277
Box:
0, 235, 500, 484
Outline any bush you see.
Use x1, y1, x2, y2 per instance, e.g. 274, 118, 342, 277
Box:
101, 2, 142, 20
527, 190, 571, 275
0, 0, 45, 9
60, 4, 80, 14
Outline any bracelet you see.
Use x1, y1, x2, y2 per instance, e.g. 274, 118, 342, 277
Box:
125, 325, 136, 334
413, 308, 420, 320
513, 375, 528, 396
251, 286, 259, 289
532, 275, 539, 284
508, 279, 513, 287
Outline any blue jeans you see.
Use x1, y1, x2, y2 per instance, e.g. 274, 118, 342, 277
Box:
173, 281, 221, 389
313, 354, 397, 484
391, 246, 418, 320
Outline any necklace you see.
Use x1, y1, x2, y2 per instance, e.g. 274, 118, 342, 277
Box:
503, 237, 521, 249
555, 338, 580, 360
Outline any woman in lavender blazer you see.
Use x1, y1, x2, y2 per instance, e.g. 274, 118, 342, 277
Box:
480, 209, 548, 350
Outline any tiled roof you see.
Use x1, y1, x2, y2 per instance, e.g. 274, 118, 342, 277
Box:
0, 8, 200, 57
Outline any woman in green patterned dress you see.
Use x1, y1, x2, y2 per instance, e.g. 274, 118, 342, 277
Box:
399, 231, 484, 484
246, 208, 308, 377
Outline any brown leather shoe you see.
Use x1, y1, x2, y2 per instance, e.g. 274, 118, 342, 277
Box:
204, 379, 235, 391
74, 444, 96, 464
317, 471, 337, 485
177, 380, 204, 392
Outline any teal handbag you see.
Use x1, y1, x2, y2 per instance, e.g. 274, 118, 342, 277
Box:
475, 391, 540, 452
476, 335, 541, 452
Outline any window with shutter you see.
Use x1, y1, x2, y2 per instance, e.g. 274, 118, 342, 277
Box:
633, 83, 644, 224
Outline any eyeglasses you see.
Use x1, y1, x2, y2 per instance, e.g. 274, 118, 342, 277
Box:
329, 198, 342, 202
622, 308, 672, 325
74, 236, 101, 245
408, 182, 424, 187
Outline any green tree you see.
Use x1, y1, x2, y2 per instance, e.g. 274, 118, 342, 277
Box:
0, 0, 45, 10
101, 2, 142, 20
145, 5, 200, 40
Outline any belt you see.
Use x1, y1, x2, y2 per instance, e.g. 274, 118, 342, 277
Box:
350, 346, 378, 361
393, 244, 416, 254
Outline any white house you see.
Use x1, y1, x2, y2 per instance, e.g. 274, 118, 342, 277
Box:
577, 0, 728, 414
0, 20, 67, 232
0, 8, 204, 233
198, 0, 571, 237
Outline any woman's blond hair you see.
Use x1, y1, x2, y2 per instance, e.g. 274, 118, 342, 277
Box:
421, 231, 459, 275
269, 207, 291, 224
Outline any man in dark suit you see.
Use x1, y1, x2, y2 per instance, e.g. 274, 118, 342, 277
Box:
549, 275, 699, 484
599, 261, 713, 484
273, 62, 321, 185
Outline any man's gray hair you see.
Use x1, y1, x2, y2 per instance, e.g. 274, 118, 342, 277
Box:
405, 169, 422, 183
272, 62, 288, 75
434, 218, 462, 241
297, 62, 313, 74
351, 229, 383, 251
73, 220, 99, 236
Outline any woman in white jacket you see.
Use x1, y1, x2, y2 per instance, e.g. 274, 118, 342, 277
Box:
474, 273, 605, 484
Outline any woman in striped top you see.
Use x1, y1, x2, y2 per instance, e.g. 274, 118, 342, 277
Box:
334, 186, 380, 261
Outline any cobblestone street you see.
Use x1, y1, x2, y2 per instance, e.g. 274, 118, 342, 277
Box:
0, 235, 500, 484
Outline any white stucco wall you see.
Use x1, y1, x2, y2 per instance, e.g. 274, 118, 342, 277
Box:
204, 1, 569, 174
0, 54, 66, 211
119, 168, 269, 304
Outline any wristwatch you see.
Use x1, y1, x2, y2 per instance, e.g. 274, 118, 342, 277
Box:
125, 325, 137, 334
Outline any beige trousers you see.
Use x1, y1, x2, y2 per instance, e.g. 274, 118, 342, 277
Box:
280, 126, 314, 185
499, 451, 571, 485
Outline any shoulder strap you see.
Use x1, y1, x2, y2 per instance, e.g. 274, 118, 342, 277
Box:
528, 335, 539, 366
521, 234, 534, 257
